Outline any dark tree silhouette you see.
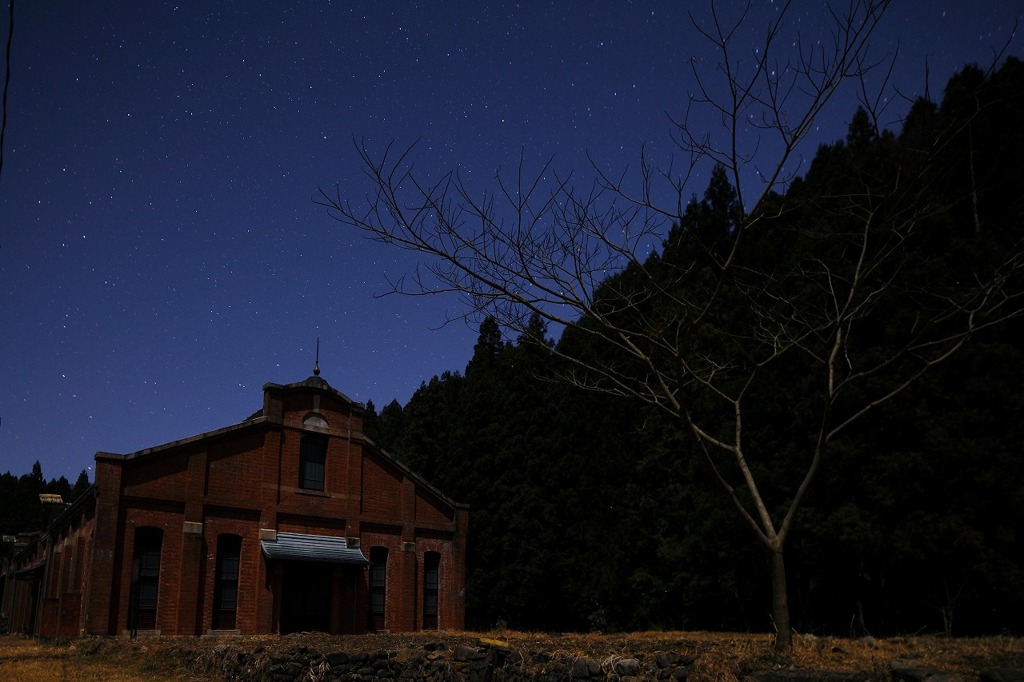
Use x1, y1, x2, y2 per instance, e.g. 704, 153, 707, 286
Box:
320, 2, 1023, 649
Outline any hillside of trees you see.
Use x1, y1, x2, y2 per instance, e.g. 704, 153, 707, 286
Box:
0, 462, 91, 539
363, 59, 1024, 637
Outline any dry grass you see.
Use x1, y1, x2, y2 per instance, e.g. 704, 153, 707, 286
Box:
0, 635, 219, 681
1, 630, 1021, 681
483, 630, 1024, 680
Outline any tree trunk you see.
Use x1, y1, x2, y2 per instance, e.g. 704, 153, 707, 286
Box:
770, 547, 792, 651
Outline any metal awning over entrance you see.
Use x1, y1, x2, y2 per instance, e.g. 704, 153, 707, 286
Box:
14, 559, 45, 576
261, 532, 369, 565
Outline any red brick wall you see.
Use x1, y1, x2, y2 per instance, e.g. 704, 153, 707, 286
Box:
8, 573, 39, 634
205, 430, 267, 504
361, 452, 403, 519
277, 389, 362, 434
119, 507, 185, 634
415, 536, 462, 631
200, 516, 263, 634
86, 459, 123, 634
415, 488, 457, 527
122, 449, 190, 499
360, 529, 402, 632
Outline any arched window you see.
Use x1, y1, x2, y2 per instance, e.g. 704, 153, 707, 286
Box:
369, 546, 388, 631
213, 534, 242, 630
423, 551, 440, 630
299, 433, 327, 490
303, 413, 328, 429
131, 527, 163, 631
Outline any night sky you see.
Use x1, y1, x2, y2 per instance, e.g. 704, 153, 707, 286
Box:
2, 2, 1021, 482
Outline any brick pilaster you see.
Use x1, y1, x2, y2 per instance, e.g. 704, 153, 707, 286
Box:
84, 458, 123, 634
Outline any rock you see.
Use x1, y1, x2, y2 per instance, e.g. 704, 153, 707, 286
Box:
327, 650, 350, 666
926, 675, 968, 682
750, 671, 870, 682
454, 644, 479, 662
891, 659, 938, 682
572, 657, 601, 678
656, 652, 681, 669
279, 660, 304, 676
981, 671, 1024, 682
671, 667, 689, 681
615, 658, 641, 676
888, 660, 967, 682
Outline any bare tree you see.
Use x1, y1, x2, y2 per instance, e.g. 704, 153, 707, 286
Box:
318, 1, 1022, 649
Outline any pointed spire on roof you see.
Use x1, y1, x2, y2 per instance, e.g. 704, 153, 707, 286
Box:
314, 337, 321, 377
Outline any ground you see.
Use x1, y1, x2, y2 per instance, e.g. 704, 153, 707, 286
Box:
1, 631, 1022, 681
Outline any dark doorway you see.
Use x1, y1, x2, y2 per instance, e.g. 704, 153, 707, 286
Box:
280, 561, 332, 634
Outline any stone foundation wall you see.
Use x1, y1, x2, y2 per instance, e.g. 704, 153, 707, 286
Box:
201, 638, 695, 682
195, 637, 1022, 682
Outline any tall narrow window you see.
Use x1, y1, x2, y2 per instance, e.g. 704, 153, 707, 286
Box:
369, 547, 388, 631
213, 534, 242, 630
299, 433, 327, 490
423, 551, 440, 630
131, 527, 163, 631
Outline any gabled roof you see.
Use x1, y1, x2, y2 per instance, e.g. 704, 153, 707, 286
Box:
96, 417, 268, 463
262, 374, 361, 408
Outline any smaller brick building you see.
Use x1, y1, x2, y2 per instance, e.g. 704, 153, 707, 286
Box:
1, 372, 467, 637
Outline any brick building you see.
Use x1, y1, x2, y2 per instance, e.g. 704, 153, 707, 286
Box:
1, 371, 468, 637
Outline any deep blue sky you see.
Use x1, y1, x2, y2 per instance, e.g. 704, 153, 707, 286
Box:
2, 1, 1021, 482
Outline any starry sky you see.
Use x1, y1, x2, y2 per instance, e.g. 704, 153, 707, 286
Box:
1, 1, 1021, 482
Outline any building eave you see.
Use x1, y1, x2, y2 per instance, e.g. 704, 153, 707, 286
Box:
360, 437, 467, 512
95, 416, 269, 463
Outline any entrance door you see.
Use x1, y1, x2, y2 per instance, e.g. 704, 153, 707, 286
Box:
280, 561, 332, 634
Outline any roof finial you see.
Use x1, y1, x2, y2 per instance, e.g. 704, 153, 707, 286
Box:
313, 337, 321, 376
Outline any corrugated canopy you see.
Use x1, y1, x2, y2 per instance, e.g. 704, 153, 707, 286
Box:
261, 532, 369, 565
15, 558, 46, 575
